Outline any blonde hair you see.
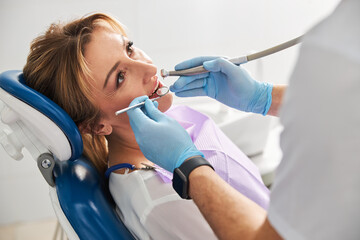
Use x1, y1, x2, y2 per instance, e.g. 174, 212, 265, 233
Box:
23, 13, 127, 173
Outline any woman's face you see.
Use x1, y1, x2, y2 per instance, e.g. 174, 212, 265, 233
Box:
84, 26, 173, 136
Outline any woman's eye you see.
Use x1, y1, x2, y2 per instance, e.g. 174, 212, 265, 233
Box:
116, 71, 125, 88
126, 41, 134, 56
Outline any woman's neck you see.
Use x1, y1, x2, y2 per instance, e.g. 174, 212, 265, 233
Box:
106, 134, 153, 169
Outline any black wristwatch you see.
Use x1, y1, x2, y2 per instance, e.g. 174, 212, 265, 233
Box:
172, 157, 214, 199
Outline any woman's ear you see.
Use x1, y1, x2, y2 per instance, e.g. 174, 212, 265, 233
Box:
93, 122, 113, 135
78, 121, 113, 136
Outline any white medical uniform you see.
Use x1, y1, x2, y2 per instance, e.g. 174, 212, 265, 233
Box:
268, 0, 360, 239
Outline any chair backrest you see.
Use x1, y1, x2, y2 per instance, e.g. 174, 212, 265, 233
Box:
0, 70, 135, 240
54, 155, 135, 240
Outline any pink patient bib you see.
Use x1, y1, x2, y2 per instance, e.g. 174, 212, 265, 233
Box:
154, 164, 173, 183
164, 105, 270, 209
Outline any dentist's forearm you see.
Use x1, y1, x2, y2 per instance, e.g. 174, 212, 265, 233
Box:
267, 84, 286, 116
188, 166, 282, 240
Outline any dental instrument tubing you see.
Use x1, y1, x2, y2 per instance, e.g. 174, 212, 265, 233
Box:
161, 35, 303, 77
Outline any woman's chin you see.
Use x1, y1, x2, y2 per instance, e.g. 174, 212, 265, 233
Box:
157, 93, 173, 113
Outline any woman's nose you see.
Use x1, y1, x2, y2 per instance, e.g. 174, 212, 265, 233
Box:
133, 61, 157, 84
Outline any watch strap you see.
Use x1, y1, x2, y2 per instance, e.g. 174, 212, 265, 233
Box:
172, 157, 214, 199
178, 157, 214, 176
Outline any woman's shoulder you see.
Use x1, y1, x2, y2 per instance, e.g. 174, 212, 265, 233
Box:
109, 170, 178, 206
109, 169, 217, 239
108, 170, 182, 239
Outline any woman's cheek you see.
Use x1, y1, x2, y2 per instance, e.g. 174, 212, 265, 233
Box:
157, 93, 173, 112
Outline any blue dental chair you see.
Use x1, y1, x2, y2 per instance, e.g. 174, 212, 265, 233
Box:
0, 70, 135, 240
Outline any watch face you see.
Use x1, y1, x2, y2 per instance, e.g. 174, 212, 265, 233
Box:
173, 168, 189, 199
172, 157, 212, 199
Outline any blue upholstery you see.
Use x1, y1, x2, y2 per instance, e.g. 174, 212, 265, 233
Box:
0, 70, 82, 161
55, 156, 134, 240
0, 70, 135, 240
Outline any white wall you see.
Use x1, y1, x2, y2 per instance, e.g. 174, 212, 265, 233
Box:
0, 0, 340, 225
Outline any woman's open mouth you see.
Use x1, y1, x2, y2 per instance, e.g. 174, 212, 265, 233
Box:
149, 79, 164, 99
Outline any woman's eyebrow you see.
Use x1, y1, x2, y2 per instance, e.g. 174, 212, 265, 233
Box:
103, 35, 127, 89
103, 61, 120, 89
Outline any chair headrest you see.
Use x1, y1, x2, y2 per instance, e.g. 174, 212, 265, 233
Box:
0, 70, 83, 161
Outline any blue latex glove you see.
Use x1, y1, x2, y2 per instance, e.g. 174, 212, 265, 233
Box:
170, 56, 273, 115
127, 96, 204, 172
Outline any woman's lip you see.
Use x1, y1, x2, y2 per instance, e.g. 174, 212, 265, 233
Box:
148, 76, 165, 99
150, 76, 159, 95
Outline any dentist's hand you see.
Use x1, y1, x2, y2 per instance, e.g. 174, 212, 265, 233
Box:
170, 57, 273, 115
127, 96, 204, 172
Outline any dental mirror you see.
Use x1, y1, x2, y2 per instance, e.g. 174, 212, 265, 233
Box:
154, 86, 169, 96
115, 86, 169, 116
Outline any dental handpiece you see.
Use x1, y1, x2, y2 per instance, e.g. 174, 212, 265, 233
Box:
160, 35, 303, 78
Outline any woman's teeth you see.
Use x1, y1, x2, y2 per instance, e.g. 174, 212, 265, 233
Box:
149, 81, 160, 97
149, 87, 158, 98
152, 87, 158, 95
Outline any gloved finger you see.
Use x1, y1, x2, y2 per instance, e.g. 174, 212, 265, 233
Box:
170, 73, 208, 91
203, 57, 236, 73
127, 107, 150, 136
153, 101, 159, 108
129, 95, 149, 106
127, 106, 149, 125
174, 87, 207, 97
175, 56, 220, 71
127, 96, 151, 127
170, 78, 206, 92
143, 99, 166, 122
